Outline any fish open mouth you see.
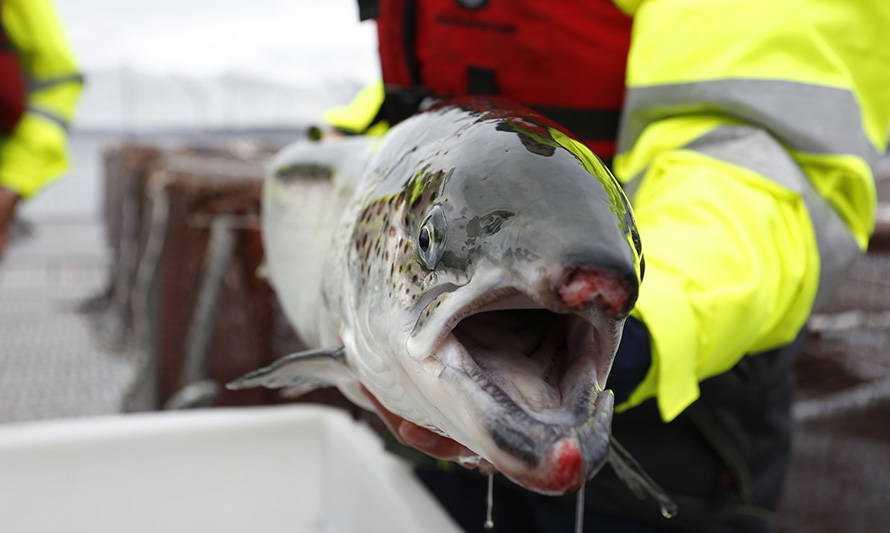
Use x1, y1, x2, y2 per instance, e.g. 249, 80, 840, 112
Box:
424, 287, 619, 493
434, 287, 616, 420
405, 274, 627, 494
451, 300, 603, 418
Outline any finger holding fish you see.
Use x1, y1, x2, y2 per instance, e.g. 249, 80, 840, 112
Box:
361, 385, 494, 472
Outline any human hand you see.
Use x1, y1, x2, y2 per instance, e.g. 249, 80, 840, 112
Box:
0, 187, 20, 258
361, 385, 494, 472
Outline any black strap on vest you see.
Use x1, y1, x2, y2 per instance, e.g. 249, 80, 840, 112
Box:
0, 14, 13, 52
358, 0, 379, 20
467, 66, 498, 94
403, 0, 421, 86
531, 107, 621, 144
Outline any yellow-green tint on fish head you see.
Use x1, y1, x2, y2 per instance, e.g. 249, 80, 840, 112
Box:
408, 164, 435, 207
550, 127, 644, 285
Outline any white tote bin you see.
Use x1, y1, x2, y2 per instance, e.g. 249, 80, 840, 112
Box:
0, 405, 462, 533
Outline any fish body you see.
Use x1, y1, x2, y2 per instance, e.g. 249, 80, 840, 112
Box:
233, 98, 648, 496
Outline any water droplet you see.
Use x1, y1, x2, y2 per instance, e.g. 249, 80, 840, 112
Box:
574, 483, 585, 533
660, 505, 675, 519
483, 473, 494, 530
458, 455, 481, 468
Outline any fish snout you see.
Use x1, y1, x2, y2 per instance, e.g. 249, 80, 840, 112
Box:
518, 438, 587, 494
494, 391, 614, 496
556, 266, 637, 316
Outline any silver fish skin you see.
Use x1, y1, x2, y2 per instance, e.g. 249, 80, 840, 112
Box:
237, 98, 644, 496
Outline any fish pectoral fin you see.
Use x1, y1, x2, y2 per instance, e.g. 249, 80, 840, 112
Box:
225, 346, 354, 395
608, 437, 679, 519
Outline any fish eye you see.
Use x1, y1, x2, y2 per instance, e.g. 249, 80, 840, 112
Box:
417, 205, 446, 270
419, 226, 431, 252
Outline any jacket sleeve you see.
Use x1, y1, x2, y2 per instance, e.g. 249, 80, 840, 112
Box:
611, 0, 889, 420
0, 0, 82, 198
323, 80, 389, 136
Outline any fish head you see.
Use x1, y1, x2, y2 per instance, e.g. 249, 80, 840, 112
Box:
348, 98, 643, 495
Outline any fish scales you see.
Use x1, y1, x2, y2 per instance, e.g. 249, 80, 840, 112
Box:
232, 97, 674, 511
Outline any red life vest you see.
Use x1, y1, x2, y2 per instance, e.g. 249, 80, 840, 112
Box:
374, 0, 632, 159
0, 2, 26, 136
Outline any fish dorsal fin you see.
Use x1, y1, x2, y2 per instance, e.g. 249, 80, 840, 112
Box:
608, 436, 679, 519
226, 346, 354, 397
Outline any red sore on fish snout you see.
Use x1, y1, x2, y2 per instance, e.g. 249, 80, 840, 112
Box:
558, 267, 632, 314
519, 438, 586, 495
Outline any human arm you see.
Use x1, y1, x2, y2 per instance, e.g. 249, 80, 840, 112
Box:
611, 0, 888, 420
361, 385, 493, 471
0, 0, 82, 199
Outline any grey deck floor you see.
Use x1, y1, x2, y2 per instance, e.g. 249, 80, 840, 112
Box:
0, 216, 137, 424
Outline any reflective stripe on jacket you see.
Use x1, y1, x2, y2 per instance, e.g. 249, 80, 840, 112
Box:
0, 0, 82, 198
611, 0, 889, 420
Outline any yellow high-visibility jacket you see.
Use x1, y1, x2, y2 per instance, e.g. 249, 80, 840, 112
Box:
612, 0, 889, 420
0, 0, 82, 198
328, 1, 889, 423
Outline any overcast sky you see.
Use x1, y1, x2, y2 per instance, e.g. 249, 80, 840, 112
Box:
53, 0, 380, 85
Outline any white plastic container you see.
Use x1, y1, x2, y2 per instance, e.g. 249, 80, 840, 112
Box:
0, 405, 462, 533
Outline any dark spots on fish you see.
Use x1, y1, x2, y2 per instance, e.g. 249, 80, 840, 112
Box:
482, 211, 513, 234
494, 119, 560, 157
466, 210, 514, 238
631, 226, 642, 255
466, 219, 481, 239
504, 247, 538, 263
439, 250, 469, 271
412, 274, 418, 283
274, 162, 331, 182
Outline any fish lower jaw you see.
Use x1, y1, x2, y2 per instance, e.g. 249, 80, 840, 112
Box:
481, 430, 610, 496
408, 286, 620, 492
